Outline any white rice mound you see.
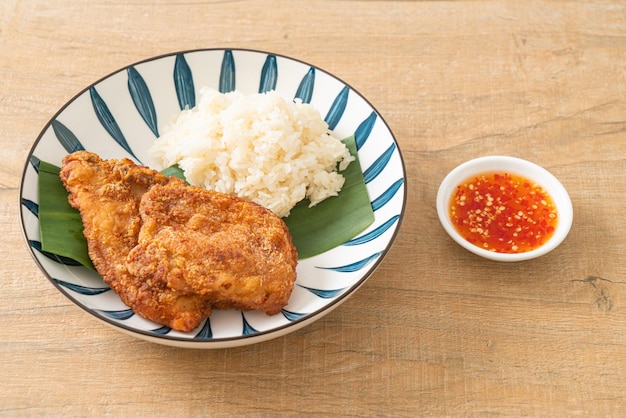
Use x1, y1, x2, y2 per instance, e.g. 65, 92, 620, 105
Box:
150, 88, 354, 218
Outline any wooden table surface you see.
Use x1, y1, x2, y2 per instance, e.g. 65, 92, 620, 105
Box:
2, 0, 626, 416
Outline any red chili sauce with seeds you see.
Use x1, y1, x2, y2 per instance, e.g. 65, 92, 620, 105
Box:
449, 172, 558, 254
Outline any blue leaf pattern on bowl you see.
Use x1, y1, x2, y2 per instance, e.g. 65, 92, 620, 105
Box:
151, 326, 171, 335
53, 278, 110, 296
371, 178, 404, 211
21, 199, 38, 217
195, 320, 213, 339
318, 253, 381, 273
89, 87, 140, 162
355, 111, 377, 150
174, 54, 195, 110
363, 143, 396, 184
29, 155, 41, 172
242, 313, 258, 335
51, 120, 85, 153
97, 309, 135, 321
295, 67, 315, 103
259, 55, 277, 93
281, 309, 307, 321
325, 86, 349, 130
127, 67, 159, 137
219, 50, 235, 93
344, 215, 400, 246
298, 285, 346, 299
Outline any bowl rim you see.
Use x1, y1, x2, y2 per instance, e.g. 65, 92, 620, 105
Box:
436, 155, 573, 262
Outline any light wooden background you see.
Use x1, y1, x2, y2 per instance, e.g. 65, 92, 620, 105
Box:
2, 0, 626, 416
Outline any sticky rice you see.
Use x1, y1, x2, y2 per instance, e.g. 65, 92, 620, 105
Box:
150, 88, 354, 218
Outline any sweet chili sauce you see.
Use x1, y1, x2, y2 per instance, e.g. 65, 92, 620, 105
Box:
449, 172, 558, 254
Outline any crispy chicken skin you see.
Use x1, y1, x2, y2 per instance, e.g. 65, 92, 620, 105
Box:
60, 151, 297, 332
128, 183, 298, 315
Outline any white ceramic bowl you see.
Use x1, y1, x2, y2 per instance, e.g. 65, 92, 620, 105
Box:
19, 49, 406, 348
436, 156, 573, 262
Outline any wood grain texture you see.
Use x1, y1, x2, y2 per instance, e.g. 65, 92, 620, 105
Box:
2, 0, 626, 416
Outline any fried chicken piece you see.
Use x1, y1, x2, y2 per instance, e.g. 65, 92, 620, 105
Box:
127, 183, 298, 315
59, 151, 298, 332
60, 151, 212, 331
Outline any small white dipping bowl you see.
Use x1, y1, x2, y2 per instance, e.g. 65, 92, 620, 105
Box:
436, 156, 573, 262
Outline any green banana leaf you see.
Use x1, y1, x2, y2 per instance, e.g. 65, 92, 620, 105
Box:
38, 161, 95, 270
159, 164, 187, 183
37, 134, 373, 267
283, 134, 374, 258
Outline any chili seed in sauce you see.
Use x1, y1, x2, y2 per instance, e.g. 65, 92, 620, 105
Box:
449, 172, 558, 254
